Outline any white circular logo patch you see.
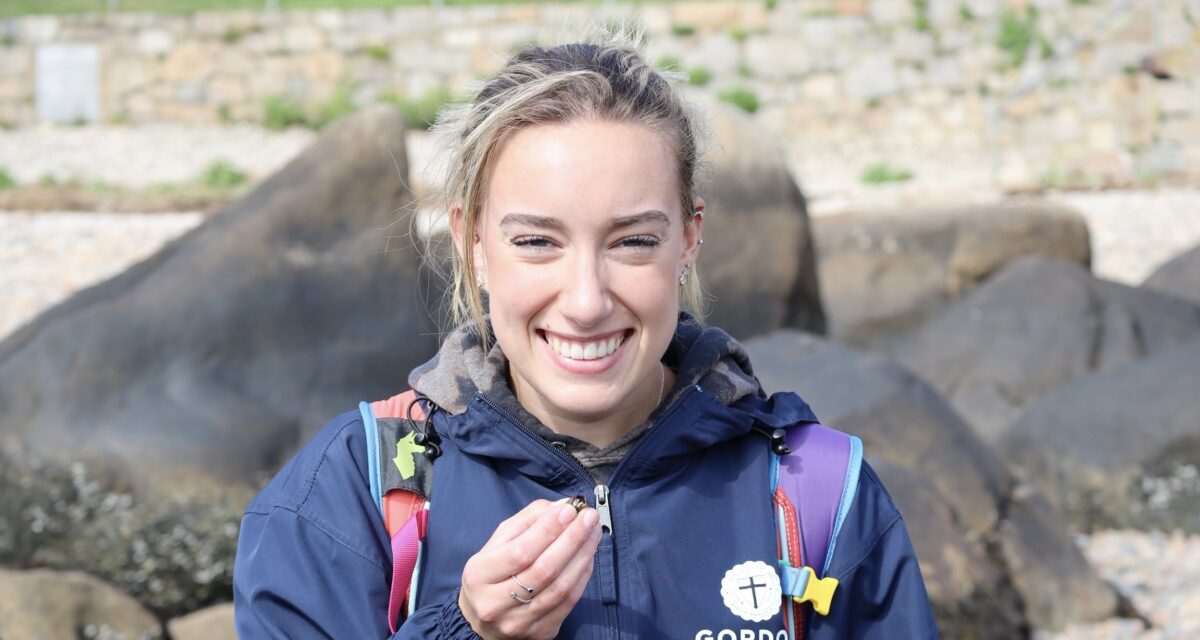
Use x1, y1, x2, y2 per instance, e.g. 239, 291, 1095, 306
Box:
720, 560, 783, 622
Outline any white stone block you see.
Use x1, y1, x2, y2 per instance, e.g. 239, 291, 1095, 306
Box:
869, 0, 915, 26
843, 53, 898, 99
893, 30, 934, 62
36, 44, 100, 123
137, 29, 174, 56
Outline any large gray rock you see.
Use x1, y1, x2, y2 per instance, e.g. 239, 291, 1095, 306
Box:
693, 95, 825, 338
813, 200, 1090, 347
744, 330, 1117, 633
0, 568, 162, 639
892, 256, 1200, 444
1143, 243, 1200, 305
0, 106, 437, 615
1003, 337, 1200, 533
168, 603, 237, 640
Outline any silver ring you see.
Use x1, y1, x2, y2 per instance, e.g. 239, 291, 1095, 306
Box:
510, 591, 532, 605
511, 574, 535, 594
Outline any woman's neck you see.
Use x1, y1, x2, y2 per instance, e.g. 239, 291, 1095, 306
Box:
511, 365, 677, 449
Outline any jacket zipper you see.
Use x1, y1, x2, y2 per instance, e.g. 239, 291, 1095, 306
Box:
476, 387, 701, 640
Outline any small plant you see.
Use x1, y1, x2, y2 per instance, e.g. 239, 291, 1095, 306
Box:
199, 160, 248, 190
729, 26, 749, 43
958, 4, 975, 21
655, 55, 683, 72
718, 86, 759, 113
217, 103, 233, 124
38, 173, 57, 187
107, 111, 129, 125
912, 0, 931, 31
381, 87, 454, 131
263, 95, 308, 131
2, 34, 17, 47
671, 24, 697, 37
362, 43, 391, 62
765, 0, 778, 10
0, 167, 16, 190
736, 63, 754, 78
1070, 0, 1093, 5
222, 27, 251, 44
686, 66, 712, 87
861, 163, 914, 184
996, 7, 1039, 68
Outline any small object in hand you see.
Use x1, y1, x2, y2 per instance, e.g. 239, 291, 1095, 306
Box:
568, 495, 588, 513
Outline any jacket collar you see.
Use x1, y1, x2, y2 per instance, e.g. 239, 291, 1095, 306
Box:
436, 384, 819, 487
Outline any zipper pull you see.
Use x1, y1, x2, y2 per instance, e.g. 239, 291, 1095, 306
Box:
594, 484, 613, 536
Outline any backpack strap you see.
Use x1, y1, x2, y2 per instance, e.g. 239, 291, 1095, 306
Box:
361, 389, 436, 634
772, 422, 863, 637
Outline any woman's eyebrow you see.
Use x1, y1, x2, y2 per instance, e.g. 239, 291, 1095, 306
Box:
498, 213, 563, 230
611, 210, 670, 228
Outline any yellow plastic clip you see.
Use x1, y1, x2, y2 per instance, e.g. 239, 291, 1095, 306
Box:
792, 566, 839, 616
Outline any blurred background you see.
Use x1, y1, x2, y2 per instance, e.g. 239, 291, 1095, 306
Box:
0, 0, 1197, 638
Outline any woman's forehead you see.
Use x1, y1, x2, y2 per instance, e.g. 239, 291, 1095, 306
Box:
483, 120, 680, 223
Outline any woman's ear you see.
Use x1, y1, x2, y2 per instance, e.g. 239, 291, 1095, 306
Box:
683, 196, 705, 264
450, 204, 488, 287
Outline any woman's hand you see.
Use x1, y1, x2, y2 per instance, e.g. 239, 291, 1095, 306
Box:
458, 499, 602, 640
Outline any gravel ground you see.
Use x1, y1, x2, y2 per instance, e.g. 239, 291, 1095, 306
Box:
2, 124, 1199, 638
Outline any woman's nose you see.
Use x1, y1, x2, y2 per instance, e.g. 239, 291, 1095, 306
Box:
561, 255, 612, 327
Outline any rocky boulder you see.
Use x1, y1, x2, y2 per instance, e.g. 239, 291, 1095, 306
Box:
0, 568, 162, 639
744, 330, 1118, 633
813, 200, 1090, 347
892, 256, 1200, 444
1003, 337, 1200, 533
168, 603, 237, 640
1143, 243, 1200, 305
0, 106, 436, 615
691, 95, 825, 338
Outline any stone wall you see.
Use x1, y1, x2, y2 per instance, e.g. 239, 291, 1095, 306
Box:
0, 0, 1196, 192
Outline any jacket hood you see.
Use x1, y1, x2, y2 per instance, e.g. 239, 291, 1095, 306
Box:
407, 314, 816, 481
409, 314, 762, 415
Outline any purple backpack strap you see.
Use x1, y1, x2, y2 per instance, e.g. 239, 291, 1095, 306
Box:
777, 423, 862, 574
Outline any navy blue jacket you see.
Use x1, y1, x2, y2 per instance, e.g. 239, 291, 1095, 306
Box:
234, 387, 938, 638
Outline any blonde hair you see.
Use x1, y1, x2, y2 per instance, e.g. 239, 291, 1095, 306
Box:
425, 31, 706, 343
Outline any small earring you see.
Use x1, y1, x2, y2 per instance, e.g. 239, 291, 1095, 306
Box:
679, 264, 690, 286
475, 272, 485, 288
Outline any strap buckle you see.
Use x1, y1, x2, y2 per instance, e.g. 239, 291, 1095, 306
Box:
780, 563, 839, 616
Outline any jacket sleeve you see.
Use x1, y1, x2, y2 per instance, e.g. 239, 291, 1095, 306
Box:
807, 462, 940, 640
232, 412, 481, 639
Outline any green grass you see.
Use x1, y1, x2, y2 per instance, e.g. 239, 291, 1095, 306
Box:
860, 163, 914, 184
0, 167, 16, 190
199, 160, 248, 190
362, 43, 391, 62
717, 86, 759, 114
654, 55, 683, 73
671, 24, 697, 37
997, 7, 1039, 68
0, 0, 679, 19
379, 86, 456, 130
686, 66, 712, 87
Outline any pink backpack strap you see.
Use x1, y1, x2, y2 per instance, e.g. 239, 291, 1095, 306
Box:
361, 390, 432, 634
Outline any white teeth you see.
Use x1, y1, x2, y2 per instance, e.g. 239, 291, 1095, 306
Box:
548, 334, 625, 360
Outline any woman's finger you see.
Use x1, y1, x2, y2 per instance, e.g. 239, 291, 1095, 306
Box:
475, 500, 579, 583
525, 511, 601, 612
486, 499, 555, 546
511, 508, 600, 603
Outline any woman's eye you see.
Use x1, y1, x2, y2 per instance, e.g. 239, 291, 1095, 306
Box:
510, 235, 555, 249
618, 235, 661, 249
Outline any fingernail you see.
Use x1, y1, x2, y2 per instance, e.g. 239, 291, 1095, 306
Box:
581, 509, 599, 528
558, 503, 576, 525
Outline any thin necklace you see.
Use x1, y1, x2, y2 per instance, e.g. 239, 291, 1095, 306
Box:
656, 362, 665, 406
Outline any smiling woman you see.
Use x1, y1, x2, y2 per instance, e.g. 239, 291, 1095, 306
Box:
234, 30, 938, 640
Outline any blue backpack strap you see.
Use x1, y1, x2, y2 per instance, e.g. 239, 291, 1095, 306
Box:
772, 422, 863, 631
